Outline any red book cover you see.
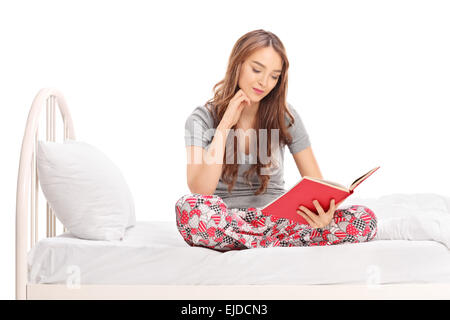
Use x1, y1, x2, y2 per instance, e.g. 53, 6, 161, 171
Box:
261, 166, 380, 225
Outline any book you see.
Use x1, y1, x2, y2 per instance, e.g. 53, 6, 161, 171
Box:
260, 166, 380, 225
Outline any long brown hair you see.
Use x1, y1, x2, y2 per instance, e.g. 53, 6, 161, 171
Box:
204, 29, 296, 196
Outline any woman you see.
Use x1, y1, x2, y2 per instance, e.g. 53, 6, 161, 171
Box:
175, 29, 377, 251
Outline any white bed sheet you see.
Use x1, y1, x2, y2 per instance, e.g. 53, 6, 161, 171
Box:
28, 220, 450, 286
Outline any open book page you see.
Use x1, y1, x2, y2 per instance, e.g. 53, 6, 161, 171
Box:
304, 176, 349, 192
305, 166, 380, 192
349, 166, 381, 191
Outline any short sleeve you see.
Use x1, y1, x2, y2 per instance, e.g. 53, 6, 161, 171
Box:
285, 103, 311, 154
184, 106, 215, 149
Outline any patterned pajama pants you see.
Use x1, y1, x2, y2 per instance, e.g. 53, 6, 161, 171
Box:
175, 193, 378, 252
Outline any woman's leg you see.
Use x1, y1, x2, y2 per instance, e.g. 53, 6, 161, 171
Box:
175, 193, 377, 250
273, 204, 378, 247
175, 193, 273, 251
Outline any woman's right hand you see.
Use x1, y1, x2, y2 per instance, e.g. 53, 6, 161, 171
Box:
221, 89, 251, 128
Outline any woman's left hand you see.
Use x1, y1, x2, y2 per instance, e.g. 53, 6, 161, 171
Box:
296, 199, 343, 229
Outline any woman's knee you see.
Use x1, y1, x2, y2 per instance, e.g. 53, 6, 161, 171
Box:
360, 205, 378, 240
176, 193, 226, 211
353, 205, 377, 241
175, 193, 228, 226
176, 193, 199, 208
335, 204, 378, 241
175, 193, 201, 223
174, 193, 231, 249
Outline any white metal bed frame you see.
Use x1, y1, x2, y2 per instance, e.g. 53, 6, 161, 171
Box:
16, 88, 450, 300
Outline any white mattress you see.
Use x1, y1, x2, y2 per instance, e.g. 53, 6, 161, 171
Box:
28, 220, 450, 286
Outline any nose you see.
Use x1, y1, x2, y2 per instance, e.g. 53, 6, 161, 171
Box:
258, 73, 270, 89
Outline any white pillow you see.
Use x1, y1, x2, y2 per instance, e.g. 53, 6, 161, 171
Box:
37, 140, 136, 240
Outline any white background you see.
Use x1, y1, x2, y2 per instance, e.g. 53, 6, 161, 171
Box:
1, 0, 449, 299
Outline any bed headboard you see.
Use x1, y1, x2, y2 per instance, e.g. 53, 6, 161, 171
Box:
15, 88, 76, 300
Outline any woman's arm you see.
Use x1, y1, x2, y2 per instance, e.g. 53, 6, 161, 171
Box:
186, 119, 233, 195
292, 146, 323, 179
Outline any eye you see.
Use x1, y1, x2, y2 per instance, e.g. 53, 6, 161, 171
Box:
253, 68, 279, 80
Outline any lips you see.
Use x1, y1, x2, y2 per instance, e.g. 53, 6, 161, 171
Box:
253, 88, 264, 94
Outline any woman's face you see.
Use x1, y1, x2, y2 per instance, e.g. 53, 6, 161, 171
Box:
238, 46, 283, 103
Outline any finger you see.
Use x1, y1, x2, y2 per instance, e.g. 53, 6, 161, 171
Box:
296, 209, 316, 227
313, 200, 325, 215
235, 93, 244, 103
237, 94, 249, 106
324, 199, 335, 216
298, 206, 318, 224
240, 94, 250, 105
330, 199, 336, 210
232, 90, 244, 102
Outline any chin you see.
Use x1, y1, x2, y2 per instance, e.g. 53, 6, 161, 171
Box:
250, 91, 263, 100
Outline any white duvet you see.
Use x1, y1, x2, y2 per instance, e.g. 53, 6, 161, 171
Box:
344, 193, 450, 249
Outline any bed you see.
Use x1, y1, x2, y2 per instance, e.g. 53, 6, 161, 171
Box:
16, 88, 450, 300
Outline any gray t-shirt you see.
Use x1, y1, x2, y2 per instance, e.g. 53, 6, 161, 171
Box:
184, 102, 311, 209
